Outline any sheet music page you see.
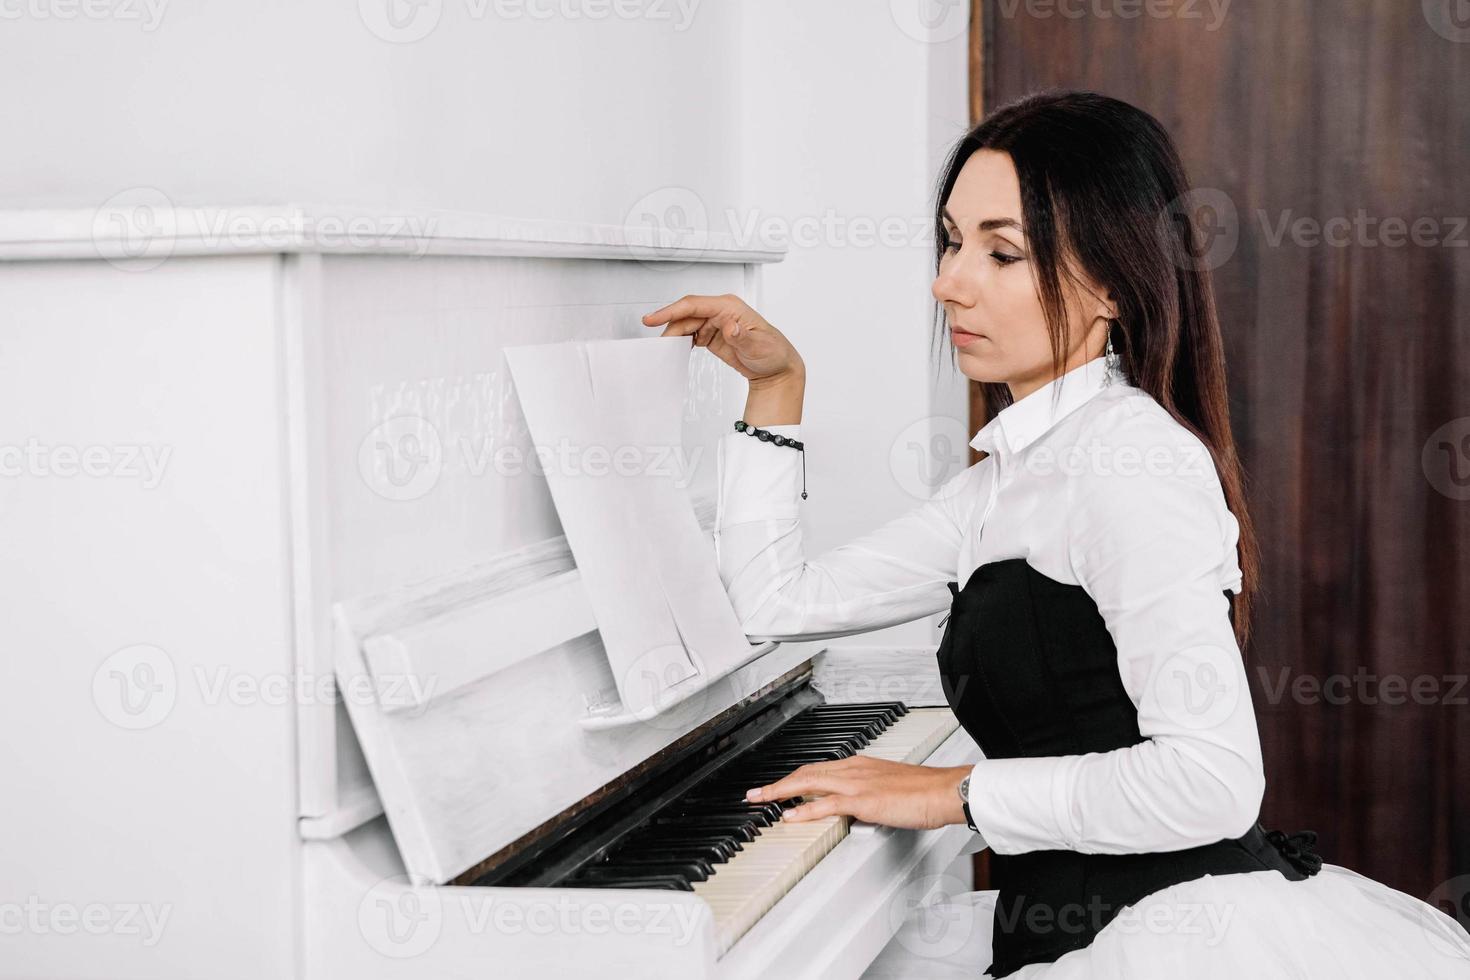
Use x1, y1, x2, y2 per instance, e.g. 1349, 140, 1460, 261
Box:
506, 335, 759, 719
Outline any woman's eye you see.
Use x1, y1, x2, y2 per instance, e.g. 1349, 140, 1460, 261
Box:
990, 251, 1022, 266
941, 236, 960, 253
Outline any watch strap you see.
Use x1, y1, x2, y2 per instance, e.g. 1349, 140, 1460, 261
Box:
958, 772, 979, 833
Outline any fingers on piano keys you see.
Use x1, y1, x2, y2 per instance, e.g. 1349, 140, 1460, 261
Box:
560, 702, 959, 953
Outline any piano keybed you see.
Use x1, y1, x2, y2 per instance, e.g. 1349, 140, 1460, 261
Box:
552, 701, 961, 954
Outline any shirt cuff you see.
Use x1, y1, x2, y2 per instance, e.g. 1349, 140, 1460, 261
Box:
965, 755, 1084, 854
716, 424, 804, 526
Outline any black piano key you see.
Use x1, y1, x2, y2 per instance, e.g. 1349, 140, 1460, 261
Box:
562, 874, 693, 891
598, 853, 717, 875
616, 838, 739, 861
805, 704, 904, 721
621, 832, 745, 854
751, 747, 855, 762
673, 798, 785, 821
649, 816, 759, 841
771, 716, 882, 733
660, 804, 776, 826
578, 860, 711, 883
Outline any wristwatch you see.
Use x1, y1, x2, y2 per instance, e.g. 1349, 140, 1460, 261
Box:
957, 771, 979, 833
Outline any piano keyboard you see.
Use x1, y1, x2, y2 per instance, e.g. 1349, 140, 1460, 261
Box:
561, 702, 960, 954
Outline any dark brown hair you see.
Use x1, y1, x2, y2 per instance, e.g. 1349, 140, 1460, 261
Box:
931, 89, 1259, 650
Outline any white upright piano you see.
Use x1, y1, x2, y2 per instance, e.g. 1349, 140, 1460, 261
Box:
0, 205, 982, 980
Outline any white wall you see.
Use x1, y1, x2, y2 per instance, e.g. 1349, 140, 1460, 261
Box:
0, 0, 971, 635
739, 1, 974, 650
0, 0, 743, 223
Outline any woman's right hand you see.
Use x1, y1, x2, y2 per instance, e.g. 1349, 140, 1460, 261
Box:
641, 293, 805, 388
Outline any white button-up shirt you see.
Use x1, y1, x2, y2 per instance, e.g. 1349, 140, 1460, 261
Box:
713, 354, 1267, 856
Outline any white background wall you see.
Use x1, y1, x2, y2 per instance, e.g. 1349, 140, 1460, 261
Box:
0, 0, 972, 641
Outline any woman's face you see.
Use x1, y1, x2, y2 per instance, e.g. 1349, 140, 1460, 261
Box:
932, 149, 1114, 400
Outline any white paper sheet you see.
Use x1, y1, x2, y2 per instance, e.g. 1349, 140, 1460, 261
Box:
505, 336, 759, 720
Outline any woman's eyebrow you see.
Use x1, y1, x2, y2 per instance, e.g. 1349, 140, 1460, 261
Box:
941, 207, 1024, 235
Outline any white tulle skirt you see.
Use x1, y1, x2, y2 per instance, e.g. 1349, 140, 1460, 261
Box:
861, 862, 1470, 979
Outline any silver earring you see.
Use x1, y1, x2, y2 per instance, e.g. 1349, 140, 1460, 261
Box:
1103, 321, 1123, 386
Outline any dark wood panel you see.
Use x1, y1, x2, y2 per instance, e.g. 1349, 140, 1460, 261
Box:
974, 0, 1470, 903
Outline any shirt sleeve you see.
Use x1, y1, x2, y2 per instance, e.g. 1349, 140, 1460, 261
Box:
963, 408, 1266, 855
713, 423, 977, 641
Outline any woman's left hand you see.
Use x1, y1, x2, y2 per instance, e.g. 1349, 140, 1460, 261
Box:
746, 757, 974, 831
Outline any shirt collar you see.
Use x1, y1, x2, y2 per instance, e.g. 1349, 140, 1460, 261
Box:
970, 354, 1115, 457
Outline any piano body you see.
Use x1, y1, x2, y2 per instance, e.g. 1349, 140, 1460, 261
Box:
0, 208, 983, 979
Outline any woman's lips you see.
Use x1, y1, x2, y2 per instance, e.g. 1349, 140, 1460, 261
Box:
951, 329, 984, 348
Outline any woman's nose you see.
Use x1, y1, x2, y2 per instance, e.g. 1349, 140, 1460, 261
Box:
932, 267, 974, 308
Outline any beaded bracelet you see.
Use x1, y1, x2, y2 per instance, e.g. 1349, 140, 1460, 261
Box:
734, 419, 807, 499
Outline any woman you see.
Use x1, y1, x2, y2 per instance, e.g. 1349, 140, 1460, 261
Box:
640, 91, 1470, 978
